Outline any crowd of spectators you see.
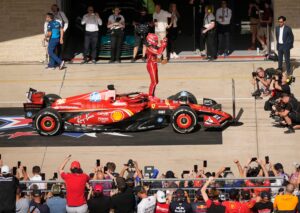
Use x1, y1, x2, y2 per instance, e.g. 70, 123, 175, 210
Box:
1, 155, 300, 212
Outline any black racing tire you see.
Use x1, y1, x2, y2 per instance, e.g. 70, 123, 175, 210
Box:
34, 108, 62, 136
171, 106, 198, 134
168, 91, 198, 104
44, 94, 61, 107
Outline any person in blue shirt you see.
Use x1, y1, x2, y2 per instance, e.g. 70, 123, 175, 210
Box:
46, 184, 67, 213
45, 13, 65, 70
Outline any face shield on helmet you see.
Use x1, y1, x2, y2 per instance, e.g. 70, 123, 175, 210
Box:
146, 33, 158, 46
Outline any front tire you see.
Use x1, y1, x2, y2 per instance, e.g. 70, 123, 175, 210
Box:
171, 106, 198, 134
34, 108, 62, 136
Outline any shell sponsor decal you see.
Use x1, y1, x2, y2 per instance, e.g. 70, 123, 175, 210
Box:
151, 104, 156, 109
111, 110, 124, 122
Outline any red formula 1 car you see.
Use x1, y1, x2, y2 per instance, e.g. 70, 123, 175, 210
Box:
23, 85, 233, 136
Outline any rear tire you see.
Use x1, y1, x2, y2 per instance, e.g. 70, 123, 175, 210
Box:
34, 108, 62, 136
171, 106, 198, 134
44, 94, 61, 107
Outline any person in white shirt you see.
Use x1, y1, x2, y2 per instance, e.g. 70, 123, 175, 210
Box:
27, 166, 46, 190
168, 3, 180, 59
107, 7, 125, 63
153, 3, 171, 63
51, 4, 69, 32
135, 186, 156, 213
216, 0, 232, 56
81, 6, 102, 64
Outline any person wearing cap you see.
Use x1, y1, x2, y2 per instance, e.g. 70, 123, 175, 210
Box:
0, 165, 19, 213
169, 189, 192, 213
274, 184, 298, 212
46, 184, 66, 213
110, 177, 135, 213
191, 189, 207, 213
277, 93, 300, 133
134, 186, 156, 213
59, 155, 90, 213
155, 190, 170, 213
28, 189, 50, 213
87, 184, 110, 213
252, 191, 273, 213
240, 190, 256, 213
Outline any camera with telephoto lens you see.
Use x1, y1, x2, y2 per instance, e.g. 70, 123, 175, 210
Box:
127, 159, 134, 168
252, 72, 258, 78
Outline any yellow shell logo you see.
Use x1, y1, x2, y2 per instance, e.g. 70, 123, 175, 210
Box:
111, 111, 124, 122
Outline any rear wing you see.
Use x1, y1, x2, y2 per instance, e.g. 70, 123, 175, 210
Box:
23, 88, 45, 118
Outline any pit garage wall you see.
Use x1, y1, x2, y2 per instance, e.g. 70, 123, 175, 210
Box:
0, 0, 299, 62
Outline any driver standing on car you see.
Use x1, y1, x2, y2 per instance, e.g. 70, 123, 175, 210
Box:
107, 7, 125, 63
146, 33, 167, 97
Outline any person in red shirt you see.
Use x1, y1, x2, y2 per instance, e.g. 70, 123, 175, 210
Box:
155, 190, 170, 213
201, 177, 226, 213
146, 33, 167, 97
222, 189, 242, 213
244, 160, 270, 197
240, 190, 256, 213
59, 155, 90, 213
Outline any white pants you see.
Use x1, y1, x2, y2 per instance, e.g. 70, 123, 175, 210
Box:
66, 204, 88, 213
155, 31, 167, 58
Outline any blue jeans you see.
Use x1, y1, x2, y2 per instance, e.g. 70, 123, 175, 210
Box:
48, 38, 62, 67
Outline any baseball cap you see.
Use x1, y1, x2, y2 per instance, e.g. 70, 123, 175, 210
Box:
1, 165, 10, 174
156, 190, 166, 203
93, 184, 103, 193
70, 161, 81, 169
261, 191, 270, 199
32, 189, 42, 197
51, 184, 61, 195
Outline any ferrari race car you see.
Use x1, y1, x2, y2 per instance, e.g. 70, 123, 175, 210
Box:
23, 86, 233, 136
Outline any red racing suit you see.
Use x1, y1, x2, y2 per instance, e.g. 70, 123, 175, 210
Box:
146, 39, 167, 96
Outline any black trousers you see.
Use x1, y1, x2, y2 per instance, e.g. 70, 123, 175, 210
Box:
206, 30, 217, 58
195, 16, 205, 51
84, 31, 98, 60
111, 29, 124, 61
278, 44, 291, 75
167, 27, 178, 53
218, 24, 230, 53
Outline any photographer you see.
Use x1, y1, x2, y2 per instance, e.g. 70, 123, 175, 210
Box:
264, 72, 291, 111
251, 67, 272, 98
131, 8, 151, 63
107, 7, 125, 63
277, 93, 300, 134
119, 160, 143, 184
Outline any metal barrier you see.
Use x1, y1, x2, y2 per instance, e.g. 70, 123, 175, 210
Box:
17, 177, 285, 198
